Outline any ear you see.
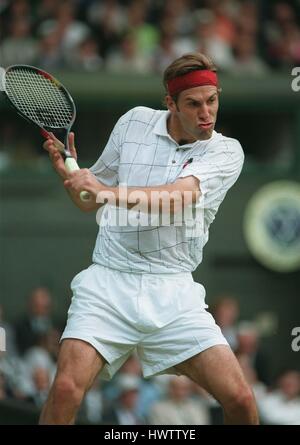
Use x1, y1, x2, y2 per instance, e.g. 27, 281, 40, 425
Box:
165, 95, 177, 113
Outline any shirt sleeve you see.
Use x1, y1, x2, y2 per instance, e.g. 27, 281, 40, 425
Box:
89, 110, 133, 186
178, 137, 244, 209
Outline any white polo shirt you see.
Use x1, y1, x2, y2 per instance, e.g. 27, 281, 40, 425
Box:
90, 106, 244, 273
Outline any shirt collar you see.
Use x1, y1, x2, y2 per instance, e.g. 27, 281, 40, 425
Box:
153, 110, 170, 138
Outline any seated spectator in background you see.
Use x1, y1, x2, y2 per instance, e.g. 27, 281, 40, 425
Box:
102, 353, 162, 419
190, 381, 221, 425
0, 347, 33, 400
235, 321, 270, 386
151, 14, 193, 73
105, 31, 151, 74
23, 328, 61, 385
126, 0, 159, 58
258, 370, 300, 425
210, 296, 240, 350
102, 374, 144, 425
160, 0, 195, 39
66, 36, 103, 72
26, 366, 51, 409
0, 17, 38, 66
37, 0, 90, 57
148, 376, 210, 425
86, 0, 127, 59
15, 287, 54, 355
265, 2, 300, 68
79, 376, 103, 425
36, 31, 65, 71
231, 32, 269, 76
193, 9, 235, 72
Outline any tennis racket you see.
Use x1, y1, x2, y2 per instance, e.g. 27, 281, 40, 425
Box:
0, 64, 90, 201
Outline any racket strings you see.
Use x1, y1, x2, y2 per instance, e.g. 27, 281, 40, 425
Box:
5, 68, 74, 128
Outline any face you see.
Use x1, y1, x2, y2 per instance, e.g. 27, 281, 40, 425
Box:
166, 85, 219, 141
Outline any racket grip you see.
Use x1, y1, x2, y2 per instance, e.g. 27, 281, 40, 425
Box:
64, 157, 91, 202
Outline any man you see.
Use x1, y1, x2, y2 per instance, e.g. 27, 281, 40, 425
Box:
16, 287, 54, 355
40, 53, 259, 424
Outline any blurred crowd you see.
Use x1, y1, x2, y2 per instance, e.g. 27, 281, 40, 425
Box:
0, 0, 300, 76
1, 289, 300, 425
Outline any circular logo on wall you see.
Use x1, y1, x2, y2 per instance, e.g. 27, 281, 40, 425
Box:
244, 181, 300, 272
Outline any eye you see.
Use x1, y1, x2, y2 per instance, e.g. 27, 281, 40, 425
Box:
209, 96, 216, 103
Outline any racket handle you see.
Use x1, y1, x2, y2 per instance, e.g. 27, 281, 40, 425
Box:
65, 157, 91, 202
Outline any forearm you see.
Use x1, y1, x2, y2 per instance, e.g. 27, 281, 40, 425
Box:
65, 186, 101, 212
98, 180, 200, 214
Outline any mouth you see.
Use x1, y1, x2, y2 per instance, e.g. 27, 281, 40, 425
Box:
198, 122, 213, 130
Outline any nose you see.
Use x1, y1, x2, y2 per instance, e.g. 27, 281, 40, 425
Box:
199, 104, 210, 121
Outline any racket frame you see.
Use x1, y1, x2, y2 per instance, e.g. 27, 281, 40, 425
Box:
0, 64, 90, 201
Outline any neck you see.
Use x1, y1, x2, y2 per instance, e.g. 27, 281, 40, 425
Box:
167, 114, 196, 145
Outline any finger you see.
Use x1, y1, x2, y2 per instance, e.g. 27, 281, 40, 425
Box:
68, 132, 77, 159
64, 179, 70, 188
48, 132, 65, 152
50, 150, 62, 162
67, 169, 84, 178
43, 138, 62, 154
48, 145, 61, 158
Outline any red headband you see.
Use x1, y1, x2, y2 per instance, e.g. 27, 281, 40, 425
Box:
167, 70, 218, 96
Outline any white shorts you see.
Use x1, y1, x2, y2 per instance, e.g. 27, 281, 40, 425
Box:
61, 264, 228, 380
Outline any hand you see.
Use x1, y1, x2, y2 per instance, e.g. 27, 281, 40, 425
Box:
43, 132, 77, 180
64, 168, 104, 198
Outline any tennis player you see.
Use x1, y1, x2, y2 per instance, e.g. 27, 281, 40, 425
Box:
40, 53, 259, 425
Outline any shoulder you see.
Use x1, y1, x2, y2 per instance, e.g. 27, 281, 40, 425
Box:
118, 106, 162, 127
212, 132, 244, 160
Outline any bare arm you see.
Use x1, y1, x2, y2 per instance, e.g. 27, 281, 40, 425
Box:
100, 176, 201, 214
66, 173, 201, 216
43, 133, 101, 212
44, 133, 201, 215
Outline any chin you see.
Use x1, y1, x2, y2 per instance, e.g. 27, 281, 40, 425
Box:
197, 130, 213, 140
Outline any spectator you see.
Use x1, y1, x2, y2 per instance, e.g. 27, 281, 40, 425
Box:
148, 376, 210, 425
66, 36, 103, 72
27, 366, 51, 409
86, 0, 126, 58
80, 377, 103, 424
37, 0, 90, 58
258, 370, 300, 425
23, 329, 60, 384
102, 374, 144, 425
36, 31, 65, 70
211, 296, 239, 350
235, 321, 270, 386
105, 31, 151, 74
15, 287, 54, 355
193, 9, 235, 71
0, 17, 38, 66
231, 32, 269, 76
102, 353, 162, 419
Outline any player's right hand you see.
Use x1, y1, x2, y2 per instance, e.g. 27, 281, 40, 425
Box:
43, 132, 78, 180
